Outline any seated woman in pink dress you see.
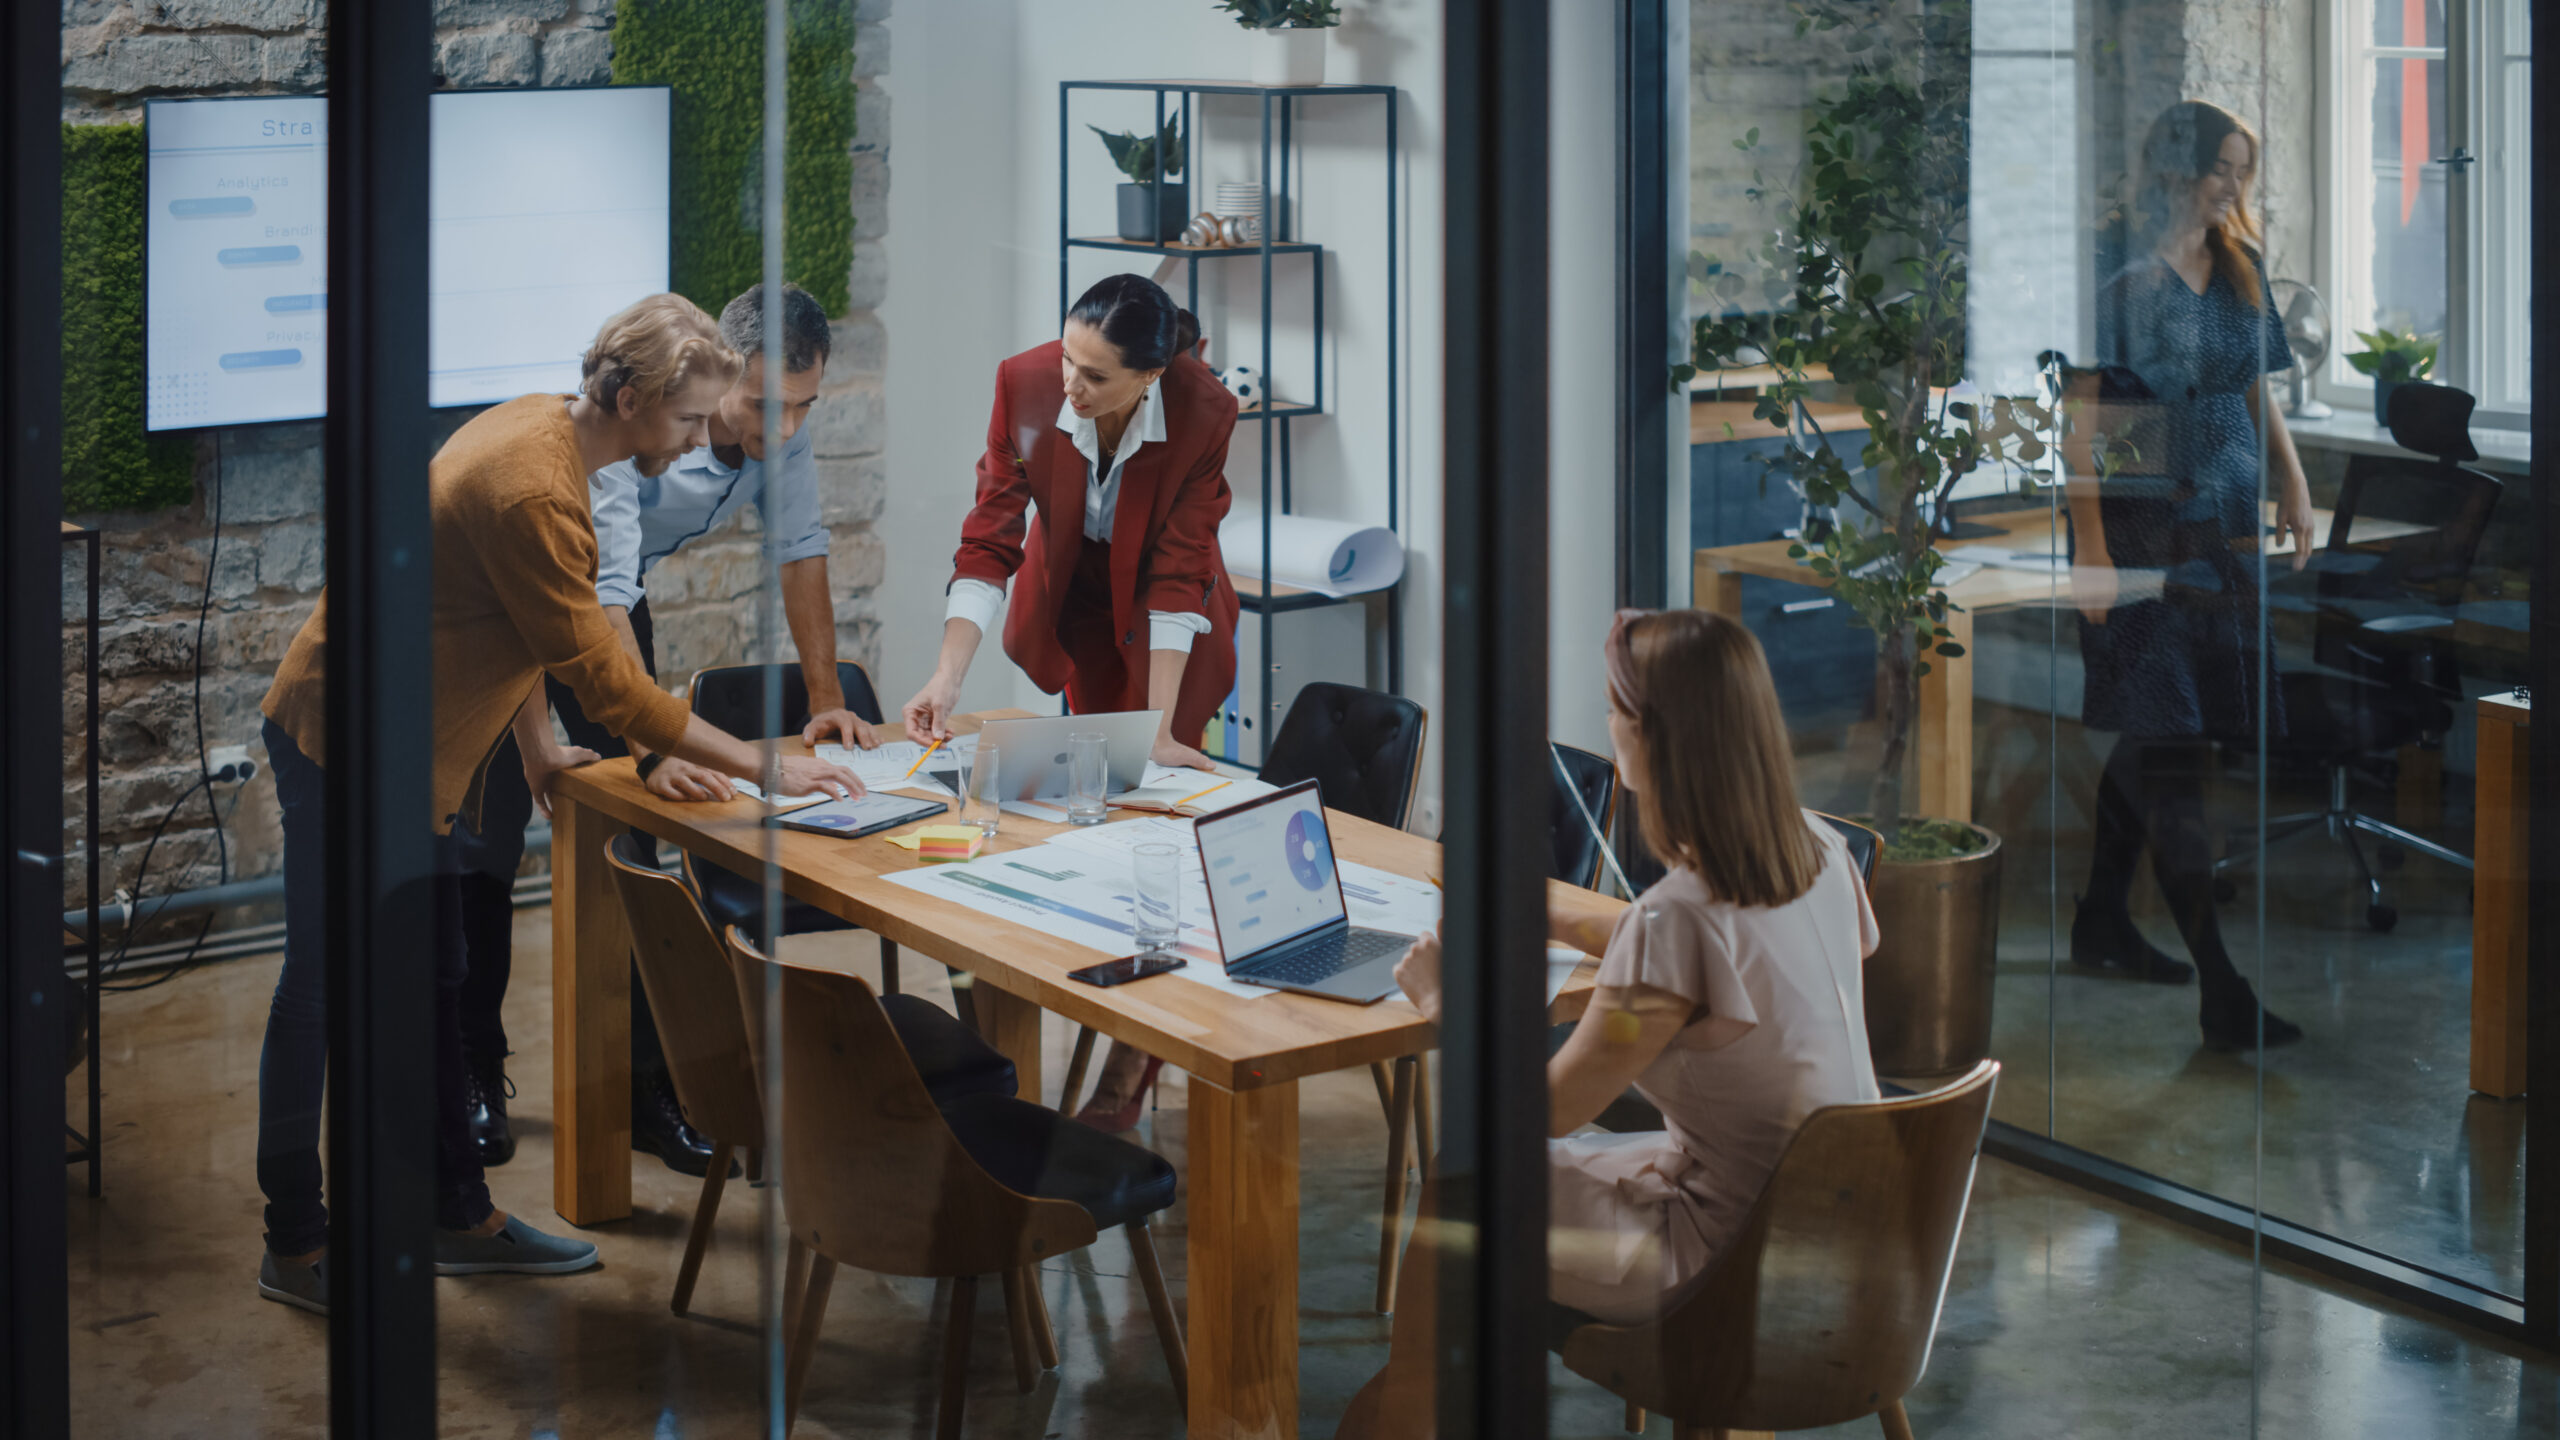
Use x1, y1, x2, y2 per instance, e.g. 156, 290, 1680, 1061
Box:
1340, 608, 1882, 1437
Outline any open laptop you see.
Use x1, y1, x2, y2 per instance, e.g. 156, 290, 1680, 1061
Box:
1194, 779, 1411, 1003
966, 710, 1159, 802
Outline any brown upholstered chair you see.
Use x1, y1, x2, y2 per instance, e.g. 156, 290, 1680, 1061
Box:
725, 930, 1188, 1439
603, 834, 1016, 1318
1555, 1060, 1998, 1439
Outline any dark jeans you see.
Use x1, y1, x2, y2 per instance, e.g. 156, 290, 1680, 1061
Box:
258, 717, 494, 1256
454, 599, 666, 1082
2082, 734, 2247, 999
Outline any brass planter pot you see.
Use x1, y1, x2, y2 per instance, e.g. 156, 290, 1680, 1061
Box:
1862, 824, 2003, 1079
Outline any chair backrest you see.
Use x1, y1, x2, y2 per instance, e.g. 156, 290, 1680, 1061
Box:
1547, 743, 1620, 890
1813, 812, 1882, 885
688, 661, 887, 739
1259, 682, 1429, 829
1560, 1060, 1999, 1432
2323, 452, 2503, 609
601, 833, 762, 1147
721, 928, 1095, 1279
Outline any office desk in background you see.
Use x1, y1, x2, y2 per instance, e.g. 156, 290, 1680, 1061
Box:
545, 711, 1622, 1440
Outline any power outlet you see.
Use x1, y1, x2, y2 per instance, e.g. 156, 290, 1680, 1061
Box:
208, 745, 258, 785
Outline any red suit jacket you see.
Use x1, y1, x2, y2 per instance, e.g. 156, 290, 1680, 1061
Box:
951, 340, 1241, 741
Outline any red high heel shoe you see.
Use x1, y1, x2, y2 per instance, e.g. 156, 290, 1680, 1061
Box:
1074, 1056, 1164, 1133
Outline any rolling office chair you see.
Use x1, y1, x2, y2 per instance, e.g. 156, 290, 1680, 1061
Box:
684, 662, 915, 992
2212, 382, 2502, 932
1549, 742, 1623, 893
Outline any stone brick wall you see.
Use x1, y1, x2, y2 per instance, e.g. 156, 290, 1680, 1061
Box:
59, 0, 889, 925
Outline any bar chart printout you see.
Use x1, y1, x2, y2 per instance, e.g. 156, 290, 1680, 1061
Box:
145, 97, 329, 431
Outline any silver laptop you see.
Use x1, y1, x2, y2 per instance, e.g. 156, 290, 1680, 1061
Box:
969, 710, 1160, 802
1195, 779, 1410, 1004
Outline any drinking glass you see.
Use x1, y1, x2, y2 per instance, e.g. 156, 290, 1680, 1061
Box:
1132, 842, 1182, 952
965, 746, 1003, 839
1067, 731, 1110, 826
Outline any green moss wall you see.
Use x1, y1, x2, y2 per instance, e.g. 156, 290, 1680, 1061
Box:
63, 123, 196, 515
613, 0, 858, 317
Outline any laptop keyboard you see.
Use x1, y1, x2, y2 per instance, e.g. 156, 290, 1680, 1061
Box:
1246, 928, 1411, 987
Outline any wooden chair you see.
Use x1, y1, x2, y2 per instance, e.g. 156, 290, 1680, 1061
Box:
1554, 1060, 1999, 1439
603, 834, 1017, 1318
726, 930, 1188, 1439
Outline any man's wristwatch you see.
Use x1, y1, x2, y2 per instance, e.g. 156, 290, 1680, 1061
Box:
635, 753, 667, 782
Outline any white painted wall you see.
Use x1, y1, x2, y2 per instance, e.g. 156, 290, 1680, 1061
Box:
880, 0, 1626, 831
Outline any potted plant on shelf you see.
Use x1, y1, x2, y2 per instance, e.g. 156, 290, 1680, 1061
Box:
1216, 0, 1340, 88
1680, 0, 2036, 1077
2345, 327, 2437, 426
1091, 116, 1187, 244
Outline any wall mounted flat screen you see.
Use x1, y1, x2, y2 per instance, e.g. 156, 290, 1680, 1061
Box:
144, 87, 671, 431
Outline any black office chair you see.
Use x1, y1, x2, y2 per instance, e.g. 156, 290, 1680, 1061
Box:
1548, 743, 1621, 892
2214, 382, 2501, 932
1259, 681, 1430, 829
683, 662, 913, 990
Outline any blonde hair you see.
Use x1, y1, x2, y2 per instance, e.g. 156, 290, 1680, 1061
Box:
1607, 609, 1822, 908
2133, 100, 2266, 309
579, 293, 742, 412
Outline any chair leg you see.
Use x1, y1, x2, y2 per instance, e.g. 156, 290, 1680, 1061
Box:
1375, 1057, 1416, 1314
880, 937, 901, 995
1878, 1399, 1916, 1440
1024, 1264, 1060, 1370
949, 968, 979, 1032
1127, 1220, 1188, 1411
1060, 1026, 1100, 1113
998, 1265, 1038, 1393
783, 1254, 837, 1436
1624, 1399, 1646, 1433
670, 1141, 734, 1315
936, 1274, 979, 1440
1412, 1055, 1435, 1179
1369, 1060, 1395, 1115
782, 1236, 809, 1340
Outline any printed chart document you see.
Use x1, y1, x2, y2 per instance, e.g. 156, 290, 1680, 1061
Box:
815, 737, 969, 797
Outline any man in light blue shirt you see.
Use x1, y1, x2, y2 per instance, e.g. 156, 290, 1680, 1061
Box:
456, 283, 877, 1180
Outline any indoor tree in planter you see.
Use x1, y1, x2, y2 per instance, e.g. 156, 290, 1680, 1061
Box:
1679, 0, 2036, 1073
1090, 116, 1187, 243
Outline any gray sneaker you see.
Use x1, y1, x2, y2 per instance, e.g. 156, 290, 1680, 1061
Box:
433, 1214, 601, 1276
258, 1251, 329, 1316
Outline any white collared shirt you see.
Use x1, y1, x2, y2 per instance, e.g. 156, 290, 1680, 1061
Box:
944, 382, 1211, 653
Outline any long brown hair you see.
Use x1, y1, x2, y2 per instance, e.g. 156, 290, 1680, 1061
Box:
1607, 609, 1821, 908
2132, 99, 2266, 308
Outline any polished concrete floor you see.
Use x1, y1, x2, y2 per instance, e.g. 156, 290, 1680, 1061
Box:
63, 903, 2560, 1437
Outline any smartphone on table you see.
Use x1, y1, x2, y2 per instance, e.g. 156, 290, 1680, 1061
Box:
1067, 952, 1187, 988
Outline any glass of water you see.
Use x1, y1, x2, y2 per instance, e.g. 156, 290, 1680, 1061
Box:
965, 746, 1002, 839
1067, 730, 1110, 826
1132, 842, 1181, 953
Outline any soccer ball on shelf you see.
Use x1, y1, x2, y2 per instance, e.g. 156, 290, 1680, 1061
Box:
1218, 364, 1263, 409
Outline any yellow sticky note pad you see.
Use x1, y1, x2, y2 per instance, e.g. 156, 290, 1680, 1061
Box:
889, 824, 987, 862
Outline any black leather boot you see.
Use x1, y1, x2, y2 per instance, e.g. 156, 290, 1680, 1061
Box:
464, 1055, 516, 1167
632, 1069, 733, 1178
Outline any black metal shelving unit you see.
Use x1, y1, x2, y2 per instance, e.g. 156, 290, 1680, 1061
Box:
1059, 80, 1401, 764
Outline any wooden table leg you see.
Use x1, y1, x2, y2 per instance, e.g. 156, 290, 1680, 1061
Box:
2471, 701, 2528, 1098
1189, 1076, 1300, 1440
1699, 563, 1744, 619
973, 984, 1045, 1107
551, 793, 633, 1225
1914, 608, 1975, 824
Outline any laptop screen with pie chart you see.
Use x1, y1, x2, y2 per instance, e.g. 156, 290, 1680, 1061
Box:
1196, 780, 1350, 965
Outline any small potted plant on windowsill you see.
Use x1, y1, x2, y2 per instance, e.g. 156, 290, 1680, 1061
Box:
2346, 328, 2437, 426
1217, 0, 1341, 88
1091, 117, 1188, 244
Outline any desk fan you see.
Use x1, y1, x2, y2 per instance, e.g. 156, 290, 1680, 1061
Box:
2271, 277, 2334, 420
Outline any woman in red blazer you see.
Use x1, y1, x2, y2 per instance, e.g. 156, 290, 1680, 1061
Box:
902, 275, 1239, 1130
902, 273, 1240, 770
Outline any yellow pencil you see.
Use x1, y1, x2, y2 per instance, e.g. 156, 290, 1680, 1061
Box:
901, 736, 945, 779
1426, 874, 1441, 890
1178, 780, 1232, 808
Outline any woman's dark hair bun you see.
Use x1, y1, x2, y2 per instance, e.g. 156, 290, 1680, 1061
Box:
1066, 273, 1198, 372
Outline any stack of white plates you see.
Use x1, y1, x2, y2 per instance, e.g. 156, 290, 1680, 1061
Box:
1213, 182, 1266, 242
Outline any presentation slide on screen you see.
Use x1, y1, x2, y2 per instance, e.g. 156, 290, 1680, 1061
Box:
428, 87, 670, 408
145, 88, 671, 431
145, 98, 330, 432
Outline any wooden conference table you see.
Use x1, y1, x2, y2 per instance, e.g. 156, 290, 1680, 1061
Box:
546, 710, 1621, 1439
1694, 503, 2405, 823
